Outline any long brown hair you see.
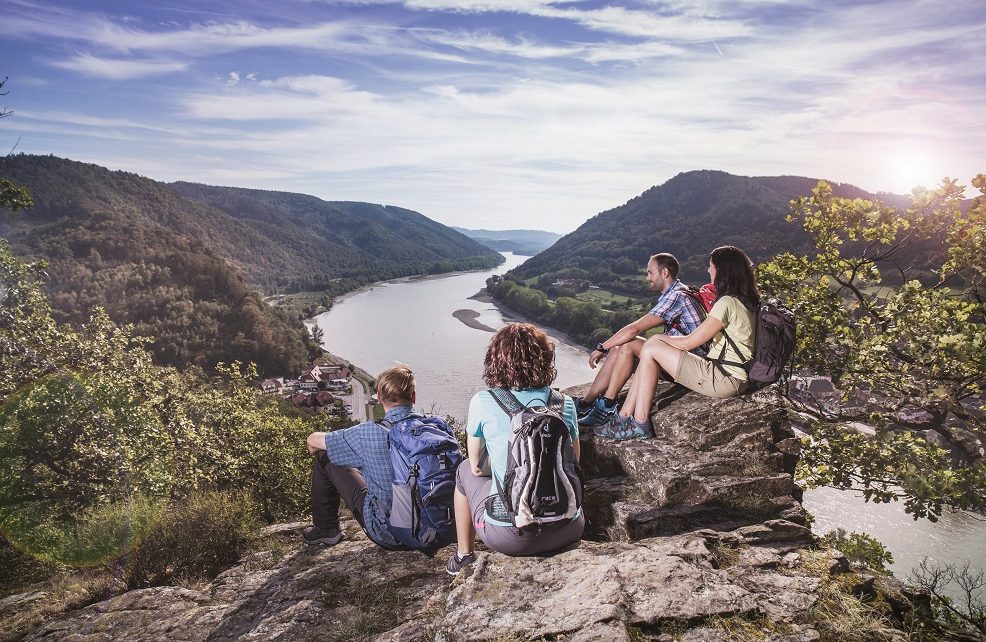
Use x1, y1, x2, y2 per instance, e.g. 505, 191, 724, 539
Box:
483, 323, 557, 389
709, 245, 760, 309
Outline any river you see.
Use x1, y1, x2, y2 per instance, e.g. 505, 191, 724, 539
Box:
313, 252, 596, 423
313, 252, 984, 591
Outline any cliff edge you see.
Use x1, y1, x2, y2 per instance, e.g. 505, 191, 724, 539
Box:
14, 386, 929, 641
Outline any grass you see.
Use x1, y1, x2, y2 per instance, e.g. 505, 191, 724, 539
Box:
807, 574, 898, 642
265, 291, 332, 319
576, 288, 638, 306
706, 614, 796, 641
321, 578, 404, 641
709, 541, 743, 569
0, 491, 265, 641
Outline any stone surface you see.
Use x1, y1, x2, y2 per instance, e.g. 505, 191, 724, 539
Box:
16, 384, 927, 641
575, 382, 806, 538
20, 521, 841, 642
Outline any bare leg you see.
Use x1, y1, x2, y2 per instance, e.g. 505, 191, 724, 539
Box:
632, 339, 683, 422
453, 487, 475, 556
584, 338, 644, 403
603, 338, 644, 401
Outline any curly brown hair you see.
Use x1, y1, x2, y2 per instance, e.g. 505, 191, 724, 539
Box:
483, 323, 557, 389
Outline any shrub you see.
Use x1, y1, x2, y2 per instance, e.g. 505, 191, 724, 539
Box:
820, 529, 894, 573
125, 490, 261, 589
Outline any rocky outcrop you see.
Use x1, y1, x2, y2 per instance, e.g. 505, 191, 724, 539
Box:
579, 383, 805, 541
21, 520, 837, 642
15, 384, 928, 641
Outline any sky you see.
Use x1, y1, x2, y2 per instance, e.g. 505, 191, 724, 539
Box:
1, 0, 984, 233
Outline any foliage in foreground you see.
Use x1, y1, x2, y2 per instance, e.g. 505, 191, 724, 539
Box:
0, 238, 319, 580
910, 558, 986, 638
759, 176, 986, 520
819, 528, 894, 573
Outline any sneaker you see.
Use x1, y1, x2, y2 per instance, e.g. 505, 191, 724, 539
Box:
446, 551, 476, 576
593, 412, 626, 438
605, 415, 655, 441
578, 397, 617, 427
302, 526, 344, 546
574, 396, 594, 419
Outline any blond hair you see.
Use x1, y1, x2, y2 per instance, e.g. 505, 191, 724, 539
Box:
375, 365, 415, 405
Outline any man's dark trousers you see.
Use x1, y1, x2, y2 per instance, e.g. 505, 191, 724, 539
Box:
311, 451, 367, 530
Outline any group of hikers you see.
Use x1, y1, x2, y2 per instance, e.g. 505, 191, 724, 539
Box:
303, 245, 789, 575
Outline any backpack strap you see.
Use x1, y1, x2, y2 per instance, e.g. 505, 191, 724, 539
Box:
489, 387, 525, 417
546, 389, 564, 413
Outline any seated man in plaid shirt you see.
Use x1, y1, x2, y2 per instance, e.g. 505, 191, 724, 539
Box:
575, 252, 707, 430
303, 365, 416, 548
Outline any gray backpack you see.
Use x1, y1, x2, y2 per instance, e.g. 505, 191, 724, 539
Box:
488, 388, 583, 529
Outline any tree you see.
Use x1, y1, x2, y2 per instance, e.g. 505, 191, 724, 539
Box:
759, 177, 986, 520
1, 76, 32, 214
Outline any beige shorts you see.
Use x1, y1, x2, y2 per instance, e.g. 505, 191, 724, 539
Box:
674, 351, 746, 398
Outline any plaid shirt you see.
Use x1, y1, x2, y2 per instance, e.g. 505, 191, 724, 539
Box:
323, 405, 416, 548
649, 279, 706, 352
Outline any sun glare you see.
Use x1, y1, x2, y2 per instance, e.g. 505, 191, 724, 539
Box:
885, 147, 939, 193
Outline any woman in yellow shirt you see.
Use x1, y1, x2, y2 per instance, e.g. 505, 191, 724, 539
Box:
598, 245, 760, 440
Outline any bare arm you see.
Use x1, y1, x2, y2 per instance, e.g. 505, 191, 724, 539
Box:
467, 434, 487, 476
657, 315, 724, 351
572, 435, 580, 464
590, 313, 665, 367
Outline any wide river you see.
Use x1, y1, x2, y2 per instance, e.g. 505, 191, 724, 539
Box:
314, 252, 984, 591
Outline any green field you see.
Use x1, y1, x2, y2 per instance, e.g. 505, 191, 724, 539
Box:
576, 288, 637, 306
265, 291, 332, 319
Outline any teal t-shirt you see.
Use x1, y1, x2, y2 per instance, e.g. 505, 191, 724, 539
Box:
467, 387, 579, 525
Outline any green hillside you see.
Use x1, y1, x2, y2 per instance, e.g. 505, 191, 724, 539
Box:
511, 170, 913, 292
172, 183, 503, 291
0, 155, 502, 373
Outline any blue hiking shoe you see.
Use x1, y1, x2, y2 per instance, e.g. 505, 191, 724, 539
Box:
593, 412, 626, 437
603, 415, 655, 441
578, 397, 617, 427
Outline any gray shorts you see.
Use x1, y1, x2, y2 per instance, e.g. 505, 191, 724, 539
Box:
455, 464, 584, 556
674, 351, 746, 398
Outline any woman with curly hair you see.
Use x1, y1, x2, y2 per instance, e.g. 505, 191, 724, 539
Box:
597, 245, 760, 440
446, 322, 584, 575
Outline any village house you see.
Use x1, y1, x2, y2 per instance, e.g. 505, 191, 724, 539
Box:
260, 377, 286, 395
298, 363, 352, 392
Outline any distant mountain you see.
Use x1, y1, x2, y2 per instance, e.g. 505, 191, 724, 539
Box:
510, 170, 918, 292
0, 155, 502, 373
452, 227, 562, 256
173, 183, 503, 290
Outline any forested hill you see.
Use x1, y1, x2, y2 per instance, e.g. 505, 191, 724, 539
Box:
0, 155, 501, 373
171, 182, 503, 291
511, 170, 912, 290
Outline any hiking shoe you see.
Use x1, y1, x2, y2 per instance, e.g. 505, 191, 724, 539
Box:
578, 397, 617, 427
446, 551, 476, 576
593, 412, 626, 438
604, 415, 655, 441
574, 396, 594, 419
302, 526, 344, 546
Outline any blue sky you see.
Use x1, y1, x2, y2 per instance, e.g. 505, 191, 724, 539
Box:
1, 0, 984, 232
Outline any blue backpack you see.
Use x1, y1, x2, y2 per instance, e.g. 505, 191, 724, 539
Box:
380, 414, 462, 553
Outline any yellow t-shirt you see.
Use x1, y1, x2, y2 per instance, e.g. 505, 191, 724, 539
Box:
708, 295, 756, 380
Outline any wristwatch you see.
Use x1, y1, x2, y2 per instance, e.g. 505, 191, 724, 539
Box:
595, 342, 608, 354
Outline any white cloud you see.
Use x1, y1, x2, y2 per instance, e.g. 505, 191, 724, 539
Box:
5, 0, 984, 229
50, 54, 188, 79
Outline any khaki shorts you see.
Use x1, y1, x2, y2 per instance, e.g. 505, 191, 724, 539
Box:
674, 351, 746, 398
